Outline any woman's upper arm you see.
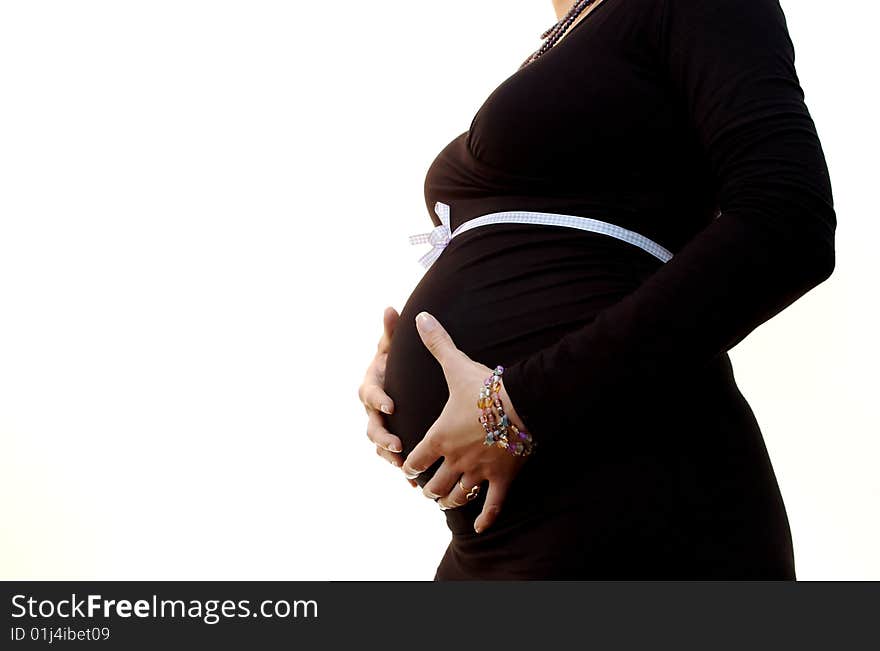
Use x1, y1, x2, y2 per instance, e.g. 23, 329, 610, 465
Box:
659, 0, 836, 261
499, 0, 837, 447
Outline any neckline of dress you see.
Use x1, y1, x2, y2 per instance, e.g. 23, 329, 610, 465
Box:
554, 0, 614, 47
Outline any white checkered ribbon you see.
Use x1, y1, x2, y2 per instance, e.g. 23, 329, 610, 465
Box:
408, 201, 452, 269
409, 202, 675, 269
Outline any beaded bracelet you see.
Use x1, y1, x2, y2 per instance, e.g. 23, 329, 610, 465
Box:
477, 365, 536, 457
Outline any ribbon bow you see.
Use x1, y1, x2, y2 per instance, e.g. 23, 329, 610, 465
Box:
408, 201, 452, 269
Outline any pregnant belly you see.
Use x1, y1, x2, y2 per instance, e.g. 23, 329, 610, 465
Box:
382, 226, 788, 555
383, 224, 659, 482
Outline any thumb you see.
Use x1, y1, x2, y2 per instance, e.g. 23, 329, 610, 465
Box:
415, 311, 462, 369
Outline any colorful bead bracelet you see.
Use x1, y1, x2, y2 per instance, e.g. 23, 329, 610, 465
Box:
477, 365, 536, 457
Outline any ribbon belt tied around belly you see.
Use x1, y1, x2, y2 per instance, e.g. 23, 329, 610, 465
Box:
408, 201, 452, 269
408, 202, 675, 267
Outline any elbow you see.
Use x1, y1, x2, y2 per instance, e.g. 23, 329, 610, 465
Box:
739, 200, 837, 293
789, 212, 837, 290
803, 203, 837, 286
757, 188, 838, 289
815, 238, 836, 283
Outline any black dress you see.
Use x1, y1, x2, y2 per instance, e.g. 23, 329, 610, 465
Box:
381, 0, 836, 579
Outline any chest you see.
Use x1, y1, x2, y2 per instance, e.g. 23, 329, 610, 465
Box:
464, 4, 682, 182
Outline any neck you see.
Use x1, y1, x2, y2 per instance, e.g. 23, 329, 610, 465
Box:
552, 0, 577, 20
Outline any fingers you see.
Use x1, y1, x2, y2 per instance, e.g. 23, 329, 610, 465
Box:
415, 311, 465, 371
401, 433, 441, 480
365, 407, 402, 453
473, 477, 510, 534
359, 306, 398, 414
359, 381, 394, 415
374, 444, 419, 487
358, 349, 394, 414
437, 473, 483, 511
377, 306, 400, 354
375, 445, 403, 467
421, 459, 459, 500
367, 306, 411, 484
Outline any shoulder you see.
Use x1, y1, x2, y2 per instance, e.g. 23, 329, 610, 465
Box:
656, 0, 788, 29
654, 0, 793, 57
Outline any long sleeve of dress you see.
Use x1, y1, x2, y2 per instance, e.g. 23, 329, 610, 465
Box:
500, 0, 837, 447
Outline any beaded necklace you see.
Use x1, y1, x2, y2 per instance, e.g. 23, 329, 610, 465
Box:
519, 0, 604, 69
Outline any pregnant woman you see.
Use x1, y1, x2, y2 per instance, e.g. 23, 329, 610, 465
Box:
358, 0, 836, 579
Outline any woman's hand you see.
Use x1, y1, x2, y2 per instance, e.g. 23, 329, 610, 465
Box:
358, 306, 418, 488
401, 311, 530, 533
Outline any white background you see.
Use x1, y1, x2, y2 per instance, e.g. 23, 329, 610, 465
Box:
0, 1, 876, 580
